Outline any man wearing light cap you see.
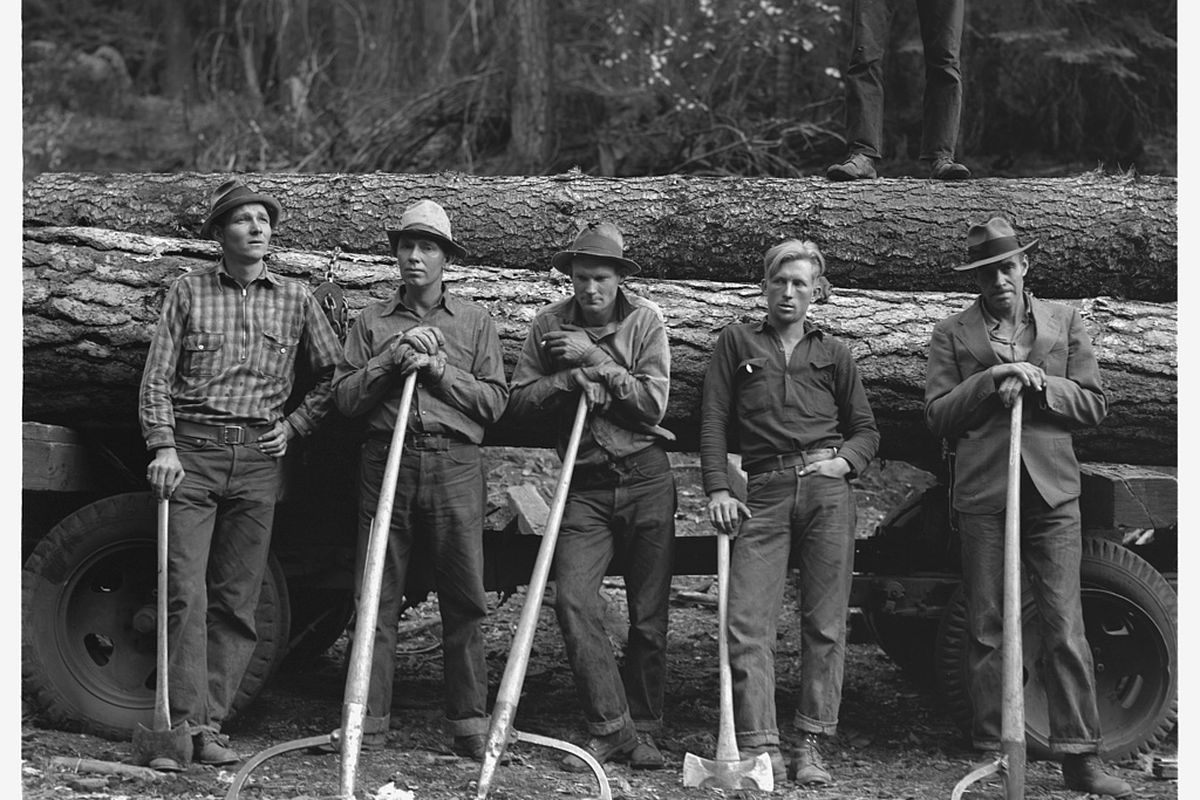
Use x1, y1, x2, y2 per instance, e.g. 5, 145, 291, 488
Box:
924, 217, 1131, 797
699, 239, 878, 788
332, 199, 508, 760
507, 221, 677, 772
139, 178, 342, 767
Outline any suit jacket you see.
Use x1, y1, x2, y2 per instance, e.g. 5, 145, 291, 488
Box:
924, 295, 1106, 514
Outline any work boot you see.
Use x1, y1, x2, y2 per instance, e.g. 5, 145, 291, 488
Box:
791, 733, 832, 786
826, 153, 877, 181
930, 156, 971, 180
560, 724, 637, 772
1061, 754, 1133, 797
193, 729, 240, 766
739, 744, 787, 786
629, 732, 665, 770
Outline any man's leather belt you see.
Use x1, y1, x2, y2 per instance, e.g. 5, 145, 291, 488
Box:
368, 430, 471, 450
742, 447, 839, 476
175, 419, 274, 445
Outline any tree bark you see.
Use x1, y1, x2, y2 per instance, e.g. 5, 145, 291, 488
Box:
22, 171, 1176, 301
508, 0, 551, 171
23, 227, 1176, 469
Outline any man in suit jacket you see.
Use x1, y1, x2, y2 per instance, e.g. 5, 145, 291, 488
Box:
924, 217, 1131, 798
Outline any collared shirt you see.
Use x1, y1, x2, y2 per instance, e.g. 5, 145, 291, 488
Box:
699, 317, 879, 494
332, 287, 508, 442
981, 291, 1036, 364
507, 289, 673, 466
139, 260, 342, 450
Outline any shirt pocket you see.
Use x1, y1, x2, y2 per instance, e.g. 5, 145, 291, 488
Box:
181, 332, 224, 377
785, 357, 837, 415
734, 356, 770, 415
260, 327, 300, 378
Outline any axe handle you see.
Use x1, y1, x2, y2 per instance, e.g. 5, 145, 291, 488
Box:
339, 371, 418, 799
714, 531, 738, 761
154, 497, 171, 731
477, 392, 589, 800
1000, 393, 1026, 799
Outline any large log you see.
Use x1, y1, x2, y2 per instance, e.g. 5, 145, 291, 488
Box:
23, 171, 1176, 301
23, 227, 1176, 469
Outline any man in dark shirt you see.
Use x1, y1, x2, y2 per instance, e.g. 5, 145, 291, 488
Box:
700, 239, 878, 788
139, 178, 342, 767
507, 222, 676, 772
332, 200, 508, 760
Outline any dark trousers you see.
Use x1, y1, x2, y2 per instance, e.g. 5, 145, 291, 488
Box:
553, 444, 676, 735
844, 0, 964, 160
957, 468, 1101, 754
167, 438, 281, 733
354, 437, 489, 737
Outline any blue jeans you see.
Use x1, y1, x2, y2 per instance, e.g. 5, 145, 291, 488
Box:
353, 437, 489, 737
728, 467, 855, 747
553, 444, 676, 736
957, 468, 1101, 754
167, 437, 281, 733
844, 0, 964, 161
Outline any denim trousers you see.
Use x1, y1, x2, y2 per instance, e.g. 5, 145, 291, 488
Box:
354, 438, 490, 737
728, 467, 855, 747
958, 468, 1101, 754
553, 444, 676, 736
167, 437, 281, 733
844, 0, 964, 160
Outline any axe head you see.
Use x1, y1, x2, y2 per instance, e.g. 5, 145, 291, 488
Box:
682, 750, 774, 791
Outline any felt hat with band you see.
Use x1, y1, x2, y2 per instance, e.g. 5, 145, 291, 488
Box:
386, 199, 467, 259
551, 221, 641, 276
200, 178, 283, 240
955, 216, 1039, 271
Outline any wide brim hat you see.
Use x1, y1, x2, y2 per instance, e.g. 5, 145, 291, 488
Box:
200, 178, 283, 240
551, 221, 641, 276
386, 199, 467, 259
955, 216, 1039, 271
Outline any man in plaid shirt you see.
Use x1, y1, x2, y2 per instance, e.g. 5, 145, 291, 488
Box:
139, 178, 342, 767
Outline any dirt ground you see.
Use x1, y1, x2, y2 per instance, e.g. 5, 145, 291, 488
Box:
18, 450, 1179, 800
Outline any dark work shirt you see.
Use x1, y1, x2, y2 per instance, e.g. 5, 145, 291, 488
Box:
699, 317, 879, 494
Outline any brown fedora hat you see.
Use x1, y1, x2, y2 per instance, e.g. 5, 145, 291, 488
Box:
955, 216, 1039, 271
199, 178, 283, 240
386, 199, 467, 259
551, 221, 641, 276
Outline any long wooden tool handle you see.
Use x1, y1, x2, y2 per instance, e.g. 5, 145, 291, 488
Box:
339, 371, 418, 800
155, 497, 171, 730
713, 531, 738, 761
476, 392, 589, 800
1000, 393, 1026, 800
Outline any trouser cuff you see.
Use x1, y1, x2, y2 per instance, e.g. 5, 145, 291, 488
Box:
586, 710, 634, 737
793, 712, 838, 736
633, 718, 662, 734
445, 714, 490, 737
362, 713, 390, 735
1050, 740, 1100, 755
734, 729, 780, 749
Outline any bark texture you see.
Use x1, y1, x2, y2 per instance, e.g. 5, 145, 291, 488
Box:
23, 227, 1176, 468
23, 171, 1176, 301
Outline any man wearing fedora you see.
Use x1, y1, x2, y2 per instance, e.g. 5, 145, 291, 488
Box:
331, 199, 508, 760
507, 221, 676, 771
924, 217, 1131, 797
700, 239, 879, 788
139, 178, 343, 767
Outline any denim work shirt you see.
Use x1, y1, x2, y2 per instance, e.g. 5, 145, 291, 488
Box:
507, 289, 674, 467
332, 287, 508, 442
138, 261, 342, 451
699, 317, 879, 494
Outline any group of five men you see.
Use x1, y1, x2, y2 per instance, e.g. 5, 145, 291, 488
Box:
137, 178, 1130, 797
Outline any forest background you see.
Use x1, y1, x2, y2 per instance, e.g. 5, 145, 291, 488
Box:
20, 0, 1178, 181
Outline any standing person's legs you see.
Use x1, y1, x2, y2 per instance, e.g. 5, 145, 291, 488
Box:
843, 0, 893, 159
203, 443, 281, 730
791, 473, 856, 735
421, 444, 490, 736
915, 0, 965, 161
956, 509, 1005, 750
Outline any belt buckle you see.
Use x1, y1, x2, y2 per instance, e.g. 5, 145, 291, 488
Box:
220, 425, 245, 445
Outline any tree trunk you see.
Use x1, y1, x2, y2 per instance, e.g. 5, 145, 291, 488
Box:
22, 227, 1176, 469
508, 0, 551, 171
22, 172, 1176, 300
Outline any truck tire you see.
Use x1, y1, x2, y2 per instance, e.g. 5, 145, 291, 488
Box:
935, 537, 1177, 761
283, 588, 354, 666
864, 612, 940, 690
21, 492, 291, 741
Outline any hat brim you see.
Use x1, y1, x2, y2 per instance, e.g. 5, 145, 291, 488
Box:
201, 193, 283, 240
551, 250, 641, 276
387, 229, 467, 260
953, 239, 1039, 271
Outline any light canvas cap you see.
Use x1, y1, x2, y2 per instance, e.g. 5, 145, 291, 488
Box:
386, 199, 467, 259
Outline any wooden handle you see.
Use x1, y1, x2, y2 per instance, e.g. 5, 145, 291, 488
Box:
1000, 394, 1026, 799
154, 497, 171, 730
713, 531, 738, 761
